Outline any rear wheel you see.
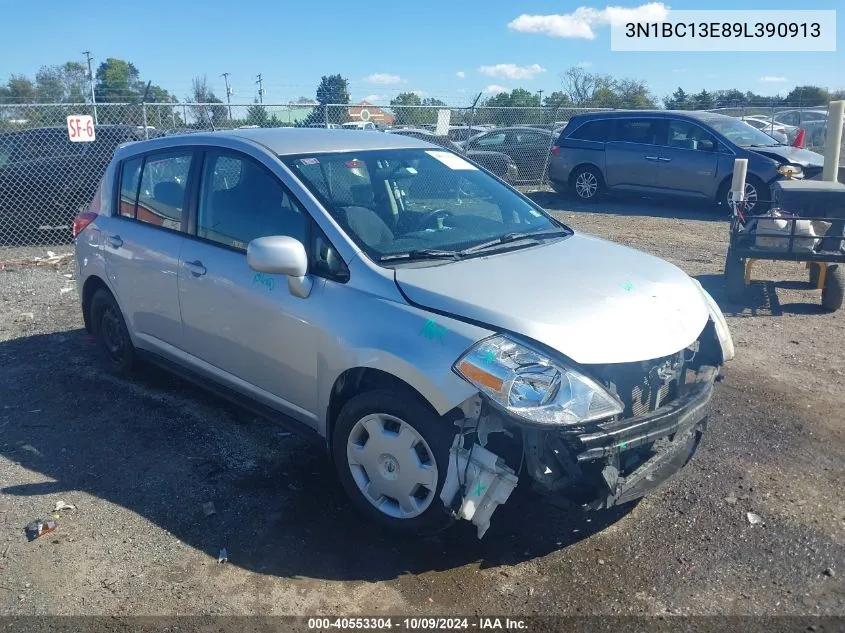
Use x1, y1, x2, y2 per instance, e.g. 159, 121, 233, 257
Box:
570, 165, 603, 202
725, 249, 746, 302
821, 264, 844, 312
90, 289, 136, 377
332, 389, 455, 535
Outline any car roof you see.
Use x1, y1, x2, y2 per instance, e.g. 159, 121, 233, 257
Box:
121, 127, 436, 155
568, 109, 745, 123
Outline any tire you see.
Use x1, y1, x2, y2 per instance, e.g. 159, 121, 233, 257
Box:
332, 389, 456, 535
569, 165, 604, 202
718, 174, 769, 215
821, 264, 844, 312
90, 288, 136, 377
724, 248, 746, 302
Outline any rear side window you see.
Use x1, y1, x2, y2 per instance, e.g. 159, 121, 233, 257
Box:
568, 119, 611, 142
118, 152, 192, 229
118, 157, 143, 218
615, 118, 660, 144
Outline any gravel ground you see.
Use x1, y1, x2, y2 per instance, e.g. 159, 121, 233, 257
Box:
1, 193, 844, 619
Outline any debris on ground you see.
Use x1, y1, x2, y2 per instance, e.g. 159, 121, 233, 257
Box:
218, 548, 228, 563
53, 500, 75, 512
724, 495, 738, 505
25, 519, 57, 541
746, 512, 764, 526
60, 287, 74, 295
823, 567, 835, 578
202, 501, 216, 517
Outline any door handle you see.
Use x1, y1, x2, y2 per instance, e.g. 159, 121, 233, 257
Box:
658, 157, 673, 162
106, 234, 123, 249
645, 155, 659, 161
184, 260, 207, 277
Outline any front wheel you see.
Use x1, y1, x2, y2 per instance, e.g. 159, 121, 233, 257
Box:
332, 390, 455, 535
718, 175, 769, 215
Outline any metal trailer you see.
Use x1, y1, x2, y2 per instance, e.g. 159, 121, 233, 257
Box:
724, 179, 845, 311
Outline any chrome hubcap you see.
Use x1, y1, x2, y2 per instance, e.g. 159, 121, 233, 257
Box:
575, 171, 598, 199
346, 413, 438, 519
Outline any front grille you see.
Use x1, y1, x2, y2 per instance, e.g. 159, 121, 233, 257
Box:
588, 352, 685, 419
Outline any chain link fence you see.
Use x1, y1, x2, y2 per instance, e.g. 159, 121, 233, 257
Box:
1, 101, 844, 260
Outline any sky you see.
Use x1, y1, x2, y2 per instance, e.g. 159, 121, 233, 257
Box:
0, 0, 842, 105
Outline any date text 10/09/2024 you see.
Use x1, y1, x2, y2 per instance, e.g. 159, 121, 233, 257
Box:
307, 618, 528, 630
625, 22, 821, 39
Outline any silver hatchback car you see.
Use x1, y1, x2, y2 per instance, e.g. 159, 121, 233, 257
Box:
74, 128, 734, 538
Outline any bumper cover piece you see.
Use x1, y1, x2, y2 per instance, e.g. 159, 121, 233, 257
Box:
526, 376, 714, 510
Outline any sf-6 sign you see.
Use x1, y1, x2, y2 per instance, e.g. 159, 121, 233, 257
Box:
67, 115, 95, 142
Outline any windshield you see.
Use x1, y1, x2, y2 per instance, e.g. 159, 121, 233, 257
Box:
283, 148, 565, 262
706, 117, 781, 147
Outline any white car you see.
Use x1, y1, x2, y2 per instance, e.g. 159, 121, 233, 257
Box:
742, 117, 789, 144
342, 121, 377, 131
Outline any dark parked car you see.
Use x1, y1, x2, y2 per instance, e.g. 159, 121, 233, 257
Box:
463, 127, 556, 182
386, 128, 518, 183
547, 110, 825, 212
0, 124, 159, 244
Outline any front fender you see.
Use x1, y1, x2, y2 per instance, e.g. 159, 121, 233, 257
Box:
316, 283, 494, 436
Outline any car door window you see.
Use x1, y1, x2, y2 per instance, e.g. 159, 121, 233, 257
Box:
118, 157, 143, 218
514, 131, 547, 145
664, 120, 717, 151
614, 118, 659, 144
569, 120, 612, 141
134, 152, 192, 230
197, 151, 307, 251
475, 132, 506, 148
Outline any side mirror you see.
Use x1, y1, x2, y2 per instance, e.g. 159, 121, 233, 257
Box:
247, 236, 308, 277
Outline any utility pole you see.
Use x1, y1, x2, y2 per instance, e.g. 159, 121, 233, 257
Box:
82, 50, 98, 124
221, 72, 233, 119
537, 89, 544, 125
255, 74, 264, 104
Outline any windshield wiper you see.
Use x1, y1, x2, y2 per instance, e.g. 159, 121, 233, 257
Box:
459, 227, 570, 255
379, 248, 461, 262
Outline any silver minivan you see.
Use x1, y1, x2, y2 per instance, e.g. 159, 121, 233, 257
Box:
74, 128, 734, 538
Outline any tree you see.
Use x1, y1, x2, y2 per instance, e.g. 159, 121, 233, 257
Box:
246, 103, 269, 127
95, 58, 143, 103
832, 89, 845, 101
302, 74, 350, 126
560, 65, 655, 109
0, 75, 36, 103
189, 75, 227, 127
785, 85, 830, 107
390, 92, 422, 125
35, 62, 88, 103
691, 89, 715, 110
664, 87, 691, 109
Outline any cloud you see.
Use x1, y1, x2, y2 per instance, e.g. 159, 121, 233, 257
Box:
362, 94, 383, 103
759, 75, 787, 82
365, 73, 402, 85
484, 84, 509, 94
479, 63, 547, 80
507, 2, 670, 39
456, 71, 466, 79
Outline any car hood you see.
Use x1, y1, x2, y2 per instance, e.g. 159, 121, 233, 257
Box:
393, 233, 711, 365
749, 145, 824, 167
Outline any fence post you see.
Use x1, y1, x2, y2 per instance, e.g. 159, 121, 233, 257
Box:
142, 103, 149, 139
323, 103, 329, 128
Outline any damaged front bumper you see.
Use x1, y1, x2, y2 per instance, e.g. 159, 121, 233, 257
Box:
523, 369, 715, 510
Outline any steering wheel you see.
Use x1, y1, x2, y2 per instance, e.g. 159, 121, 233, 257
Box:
418, 208, 453, 229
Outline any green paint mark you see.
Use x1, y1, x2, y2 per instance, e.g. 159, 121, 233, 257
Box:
419, 319, 447, 342
475, 480, 486, 497
482, 349, 496, 364
619, 442, 628, 449
621, 281, 634, 292
253, 273, 275, 292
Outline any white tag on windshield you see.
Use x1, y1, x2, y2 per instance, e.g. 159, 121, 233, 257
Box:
426, 150, 478, 170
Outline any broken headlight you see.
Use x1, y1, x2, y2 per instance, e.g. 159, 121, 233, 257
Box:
453, 335, 623, 426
